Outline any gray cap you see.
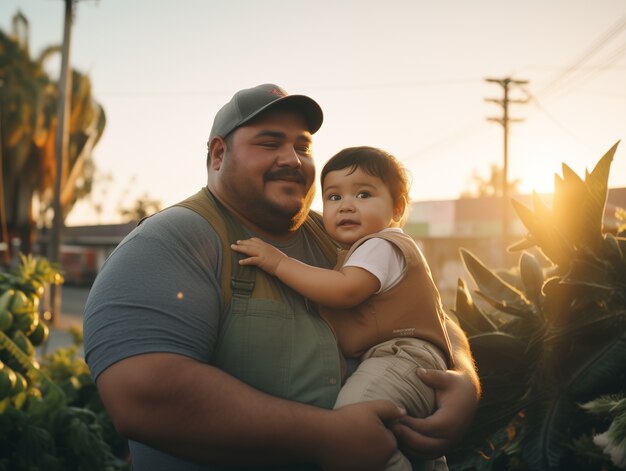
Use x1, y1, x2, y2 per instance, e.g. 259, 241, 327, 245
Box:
209, 84, 323, 142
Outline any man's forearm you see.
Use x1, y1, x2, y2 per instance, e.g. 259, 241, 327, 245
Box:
97, 353, 331, 466
96, 352, 401, 469
445, 316, 481, 398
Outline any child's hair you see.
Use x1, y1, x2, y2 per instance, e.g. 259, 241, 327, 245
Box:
321, 146, 411, 225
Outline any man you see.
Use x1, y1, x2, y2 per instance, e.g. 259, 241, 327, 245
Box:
83, 84, 480, 471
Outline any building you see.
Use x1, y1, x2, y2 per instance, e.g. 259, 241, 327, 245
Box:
26, 188, 626, 299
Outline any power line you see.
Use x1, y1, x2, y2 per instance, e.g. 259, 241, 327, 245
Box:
520, 87, 593, 151
96, 78, 484, 97
403, 121, 484, 163
545, 41, 626, 101
538, 14, 626, 98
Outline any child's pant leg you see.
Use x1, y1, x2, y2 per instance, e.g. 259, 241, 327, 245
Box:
335, 338, 446, 416
334, 338, 448, 471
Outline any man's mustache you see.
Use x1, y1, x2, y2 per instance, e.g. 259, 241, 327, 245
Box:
264, 169, 307, 185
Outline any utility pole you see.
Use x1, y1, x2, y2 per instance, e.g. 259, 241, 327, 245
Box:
49, 0, 76, 327
0, 80, 10, 267
485, 77, 528, 264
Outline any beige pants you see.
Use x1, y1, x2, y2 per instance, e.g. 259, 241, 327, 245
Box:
334, 338, 449, 471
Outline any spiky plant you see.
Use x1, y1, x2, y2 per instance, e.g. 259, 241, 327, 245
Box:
449, 142, 626, 471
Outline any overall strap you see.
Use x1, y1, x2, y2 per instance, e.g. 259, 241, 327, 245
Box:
175, 187, 255, 309
302, 211, 339, 266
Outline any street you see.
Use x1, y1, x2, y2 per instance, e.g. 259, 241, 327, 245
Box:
37, 285, 92, 357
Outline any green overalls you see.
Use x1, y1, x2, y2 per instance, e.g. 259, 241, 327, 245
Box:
177, 188, 343, 409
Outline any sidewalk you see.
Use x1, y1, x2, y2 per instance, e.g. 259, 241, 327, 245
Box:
36, 285, 90, 358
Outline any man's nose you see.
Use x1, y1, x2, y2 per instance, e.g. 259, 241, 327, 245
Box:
276, 146, 302, 168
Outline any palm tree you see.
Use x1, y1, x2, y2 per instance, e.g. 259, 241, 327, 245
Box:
461, 163, 522, 199
0, 12, 105, 254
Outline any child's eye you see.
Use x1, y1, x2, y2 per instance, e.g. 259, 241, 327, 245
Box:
327, 194, 341, 201
356, 192, 370, 199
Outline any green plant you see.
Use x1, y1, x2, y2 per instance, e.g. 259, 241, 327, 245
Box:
0, 255, 129, 470
581, 394, 626, 468
449, 142, 626, 471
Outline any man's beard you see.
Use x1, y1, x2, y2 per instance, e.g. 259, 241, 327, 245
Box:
287, 184, 316, 231
257, 182, 315, 234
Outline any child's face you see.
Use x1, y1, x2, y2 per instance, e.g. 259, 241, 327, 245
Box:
322, 167, 401, 247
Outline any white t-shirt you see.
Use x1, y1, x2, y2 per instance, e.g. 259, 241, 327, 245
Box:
342, 228, 407, 294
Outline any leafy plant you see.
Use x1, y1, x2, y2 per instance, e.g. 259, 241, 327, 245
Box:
581, 394, 626, 468
0, 255, 129, 470
449, 142, 626, 470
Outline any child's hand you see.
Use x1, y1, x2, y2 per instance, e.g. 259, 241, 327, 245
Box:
231, 238, 287, 275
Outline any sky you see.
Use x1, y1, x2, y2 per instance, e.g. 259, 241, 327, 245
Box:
2, 0, 626, 226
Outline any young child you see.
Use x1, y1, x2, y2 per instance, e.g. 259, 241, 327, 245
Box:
231, 146, 454, 471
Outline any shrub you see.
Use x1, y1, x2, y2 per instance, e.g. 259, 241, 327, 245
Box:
449, 142, 626, 471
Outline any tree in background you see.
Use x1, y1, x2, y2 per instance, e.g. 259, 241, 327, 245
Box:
0, 12, 105, 254
461, 163, 522, 199
118, 192, 161, 223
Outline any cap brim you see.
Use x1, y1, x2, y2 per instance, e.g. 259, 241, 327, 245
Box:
241, 94, 324, 135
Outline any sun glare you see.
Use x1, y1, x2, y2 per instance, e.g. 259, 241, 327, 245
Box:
510, 140, 588, 197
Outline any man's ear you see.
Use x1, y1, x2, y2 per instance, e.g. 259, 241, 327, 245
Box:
209, 137, 226, 170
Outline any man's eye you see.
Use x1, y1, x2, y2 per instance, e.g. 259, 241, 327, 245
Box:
356, 192, 370, 199
260, 142, 279, 149
297, 146, 312, 155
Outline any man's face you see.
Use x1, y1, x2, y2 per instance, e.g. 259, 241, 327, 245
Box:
210, 108, 316, 236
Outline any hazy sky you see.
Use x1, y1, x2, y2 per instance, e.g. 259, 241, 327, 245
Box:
2, 0, 626, 225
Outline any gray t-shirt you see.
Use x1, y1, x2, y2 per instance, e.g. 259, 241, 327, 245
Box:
83, 206, 333, 470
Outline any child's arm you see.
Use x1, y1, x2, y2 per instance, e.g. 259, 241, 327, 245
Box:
231, 238, 379, 309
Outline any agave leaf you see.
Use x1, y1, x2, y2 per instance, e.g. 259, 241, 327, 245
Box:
461, 332, 531, 447
507, 236, 536, 252
520, 252, 545, 309
615, 236, 626, 254
603, 233, 624, 260
553, 164, 587, 246
561, 256, 613, 290
522, 314, 626, 470
462, 377, 528, 448
541, 277, 576, 324
560, 315, 625, 399
511, 200, 573, 267
603, 233, 624, 268
470, 331, 529, 374
452, 278, 498, 335
522, 393, 576, 471
511, 198, 539, 236
461, 249, 536, 319
581, 142, 619, 253
473, 291, 537, 320
603, 236, 626, 288
532, 191, 553, 220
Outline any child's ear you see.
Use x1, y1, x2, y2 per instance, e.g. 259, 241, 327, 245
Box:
392, 197, 407, 223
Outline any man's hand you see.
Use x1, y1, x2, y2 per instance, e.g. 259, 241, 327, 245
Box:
391, 368, 479, 460
315, 400, 405, 471
231, 238, 287, 275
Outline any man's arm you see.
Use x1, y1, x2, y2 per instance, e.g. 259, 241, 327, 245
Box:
391, 316, 481, 459
97, 352, 405, 469
232, 238, 380, 308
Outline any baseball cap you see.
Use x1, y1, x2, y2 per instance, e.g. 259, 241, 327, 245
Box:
209, 84, 323, 143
